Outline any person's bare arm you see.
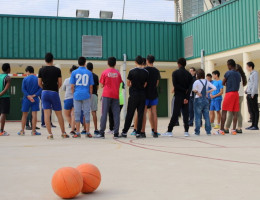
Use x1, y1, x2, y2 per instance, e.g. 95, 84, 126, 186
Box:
156, 80, 159, 87
144, 82, 147, 88
222, 78, 227, 86
0, 77, 11, 97
71, 84, 75, 94
211, 88, 223, 98
38, 78, 43, 88
100, 84, 104, 88
58, 77, 62, 89
90, 85, 93, 95
127, 80, 131, 87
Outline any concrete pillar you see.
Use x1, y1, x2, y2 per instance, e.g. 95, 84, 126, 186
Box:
242, 52, 251, 123
205, 60, 215, 75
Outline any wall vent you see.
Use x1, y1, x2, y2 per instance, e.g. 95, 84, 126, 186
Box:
82, 35, 102, 57
184, 36, 194, 58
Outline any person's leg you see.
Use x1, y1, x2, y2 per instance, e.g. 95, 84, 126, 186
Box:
136, 95, 146, 135
210, 111, 215, 124
189, 97, 194, 126
252, 94, 259, 128
225, 112, 233, 129
167, 95, 183, 132
54, 110, 66, 134
21, 112, 29, 133
194, 99, 202, 135
26, 108, 32, 127
151, 106, 158, 133
182, 100, 190, 133
92, 111, 98, 131
232, 112, 238, 130
247, 94, 254, 127
141, 106, 148, 133
41, 105, 45, 126
237, 97, 243, 129
99, 97, 110, 135
111, 99, 120, 135
220, 110, 227, 131
202, 102, 211, 135
90, 94, 98, 131
247, 95, 253, 122
133, 111, 138, 130
82, 99, 91, 133
122, 96, 137, 134
108, 107, 114, 131
148, 109, 154, 130
44, 109, 52, 134
70, 107, 75, 132
216, 111, 221, 125
64, 109, 72, 125
74, 100, 82, 133
31, 111, 37, 133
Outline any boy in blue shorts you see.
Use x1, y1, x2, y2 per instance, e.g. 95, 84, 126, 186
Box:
70, 57, 94, 138
38, 53, 70, 139
210, 70, 223, 129
18, 66, 42, 136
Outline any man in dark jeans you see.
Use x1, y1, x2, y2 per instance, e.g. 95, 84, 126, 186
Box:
245, 62, 259, 130
121, 56, 148, 138
162, 58, 193, 137
188, 67, 196, 126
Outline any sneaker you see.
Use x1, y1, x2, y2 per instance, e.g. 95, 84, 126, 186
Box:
47, 134, 54, 140
113, 133, 121, 139
86, 133, 93, 138
26, 126, 32, 130
224, 129, 230, 134
51, 124, 57, 128
106, 130, 114, 134
94, 130, 100, 135
136, 132, 141, 138
245, 126, 253, 130
231, 130, 237, 135
184, 132, 190, 137
215, 130, 225, 135
161, 132, 173, 137
31, 131, 41, 136
248, 126, 259, 130
140, 132, 146, 138
17, 130, 25, 136
94, 133, 105, 139
153, 132, 158, 138
211, 123, 215, 128
36, 126, 40, 130
73, 133, 81, 138
193, 133, 200, 136
130, 130, 137, 136
70, 131, 76, 135
151, 129, 161, 136
61, 133, 70, 138
121, 132, 127, 138
214, 124, 220, 129
81, 130, 87, 134
236, 129, 243, 134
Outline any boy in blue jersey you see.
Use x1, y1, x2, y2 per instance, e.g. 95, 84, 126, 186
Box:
70, 57, 94, 138
18, 66, 42, 136
210, 70, 223, 129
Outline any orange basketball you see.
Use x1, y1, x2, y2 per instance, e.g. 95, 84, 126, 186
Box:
76, 163, 101, 193
51, 167, 83, 199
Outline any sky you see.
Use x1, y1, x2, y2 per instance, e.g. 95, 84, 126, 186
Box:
0, 0, 175, 22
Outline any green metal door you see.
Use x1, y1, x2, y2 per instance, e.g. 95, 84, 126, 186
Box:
7, 78, 24, 121
157, 79, 168, 117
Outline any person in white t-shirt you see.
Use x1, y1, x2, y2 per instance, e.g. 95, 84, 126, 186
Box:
225, 64, 247, 134
192, 69, 216, 136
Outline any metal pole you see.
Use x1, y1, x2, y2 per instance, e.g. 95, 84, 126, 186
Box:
57, 0, 60, 17
201, 49, 205, 70
123, 54, 127, 119
122, 0, 126, 19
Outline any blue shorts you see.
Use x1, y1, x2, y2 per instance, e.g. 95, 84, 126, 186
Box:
41, 90, 62, 111
22, 98, 40, 112
145, 98, 159, 107
210, 99, 222, 111
64, 99, 74, 110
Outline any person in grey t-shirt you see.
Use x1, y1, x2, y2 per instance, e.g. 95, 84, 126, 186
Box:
245, 62, 259, 130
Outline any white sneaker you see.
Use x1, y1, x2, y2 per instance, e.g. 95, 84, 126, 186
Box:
161, 132, 173, 137
106, 130, 114, 134
184, 132, 190, 137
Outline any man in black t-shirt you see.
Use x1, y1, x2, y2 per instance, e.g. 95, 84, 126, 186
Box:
121, 56, 148, 138
86, 62, 99, 134
38, 52, 69, 139
141, 55, 160, 138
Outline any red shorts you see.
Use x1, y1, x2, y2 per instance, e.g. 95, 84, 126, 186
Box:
222, 91, 239, 112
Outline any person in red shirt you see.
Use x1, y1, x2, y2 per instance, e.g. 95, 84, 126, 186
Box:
95, 57, 122, 139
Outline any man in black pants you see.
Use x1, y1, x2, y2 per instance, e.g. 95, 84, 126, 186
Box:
162, 58, 193, 137
121, 56, 148, 138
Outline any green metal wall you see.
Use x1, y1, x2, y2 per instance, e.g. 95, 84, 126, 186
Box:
0, 15, 182, 61
182, 0, 260, 59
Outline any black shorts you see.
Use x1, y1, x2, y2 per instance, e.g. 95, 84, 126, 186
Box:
0, 97, 10, 114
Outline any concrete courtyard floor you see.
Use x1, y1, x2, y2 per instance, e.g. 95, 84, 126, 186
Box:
1, 118, 260, 200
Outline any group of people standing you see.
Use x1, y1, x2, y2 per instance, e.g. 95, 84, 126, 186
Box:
0, 54, 258, 139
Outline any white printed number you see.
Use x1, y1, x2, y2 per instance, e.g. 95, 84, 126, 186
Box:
75, 74, 89, 86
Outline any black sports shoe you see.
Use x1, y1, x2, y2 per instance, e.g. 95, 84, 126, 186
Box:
113, 133, 121, 139
245, 126, 253, 130
153, 132, 158, 138
94, 133, 105, 139
121, 132, 127, 138
26, 126, 32, 130
36, 126, 40, 130
136, 132, 141, 138
236, 129, 243, 134
140, 132, 146, 138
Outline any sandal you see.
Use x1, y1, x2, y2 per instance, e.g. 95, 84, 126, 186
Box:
70, 131, 76, 135
0, 131, 10, 136
47, 134, 54, 140
17, 130, 25, 136
61, 133, 70, 138
31, 131, 41, 136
